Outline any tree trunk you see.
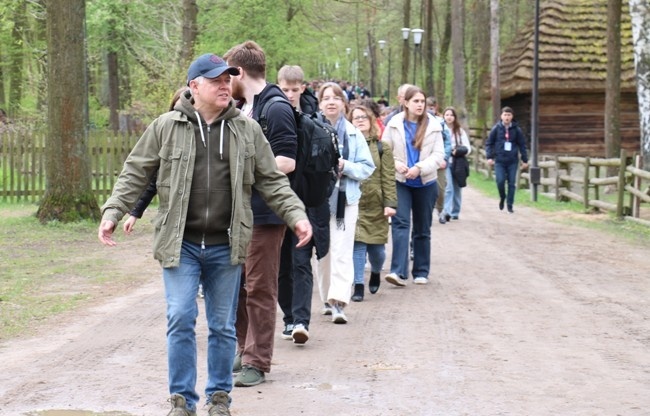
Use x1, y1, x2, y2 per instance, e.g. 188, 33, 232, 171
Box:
34, 0, 48, 112
38, 0, 100, 223
9, 0, 27, 115
367, 30, 377, 97
629, 0, 650, 169
451, 0, 467, 127
424, 0, 435, 96
179, 0, 198, 69
107, 50, 120, 132
401, 0, 411, 85
605, 0, 622, 171
437, 3, 451, 103
0, 43, 5, 110
474, 0, 491, 130
490, 0, 501, 122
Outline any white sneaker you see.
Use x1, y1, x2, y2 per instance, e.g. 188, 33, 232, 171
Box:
413, 277, 429, 285
292, 324, 309, 344
331, 303, 348, 324
321, 303, 332, 315
385, 273, 406, 287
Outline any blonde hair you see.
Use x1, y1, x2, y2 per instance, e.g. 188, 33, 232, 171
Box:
277, 65, 305, 84
318, 82, 348, 114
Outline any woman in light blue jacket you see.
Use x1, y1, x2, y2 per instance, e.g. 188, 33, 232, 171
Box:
315, 82, 375, 324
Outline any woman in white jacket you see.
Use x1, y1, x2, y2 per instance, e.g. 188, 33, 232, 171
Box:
442, 106, 472, 220
381, 86, 446, 286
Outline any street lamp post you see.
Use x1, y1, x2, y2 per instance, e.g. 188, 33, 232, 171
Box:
401, 27, 410, 85
411, 28, 424, 85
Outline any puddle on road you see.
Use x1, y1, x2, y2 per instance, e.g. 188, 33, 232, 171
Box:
26, 411, 134, 416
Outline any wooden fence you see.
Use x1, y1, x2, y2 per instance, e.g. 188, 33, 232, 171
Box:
469, 127, 650, 226
3, 128, 649, 226
0, 130, 139, 204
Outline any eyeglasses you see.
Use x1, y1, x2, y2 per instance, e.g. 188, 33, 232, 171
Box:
352, 115, 369, 121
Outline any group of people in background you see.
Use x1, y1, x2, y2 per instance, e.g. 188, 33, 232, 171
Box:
97, 40, 528, 416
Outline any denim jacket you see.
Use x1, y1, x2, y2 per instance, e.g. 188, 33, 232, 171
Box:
339, 119, 375, 204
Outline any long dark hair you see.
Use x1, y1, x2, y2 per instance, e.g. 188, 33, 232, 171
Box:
443, 106, 461, 140
403, 86, 428, 150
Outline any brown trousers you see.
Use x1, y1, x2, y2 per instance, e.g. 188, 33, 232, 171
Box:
236, 224, 286, 373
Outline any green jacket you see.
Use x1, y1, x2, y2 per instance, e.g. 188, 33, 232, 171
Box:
355, 136, 398, 244
101, 100, 307, 267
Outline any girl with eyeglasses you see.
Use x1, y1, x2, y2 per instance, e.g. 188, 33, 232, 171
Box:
348, 105, 397, 301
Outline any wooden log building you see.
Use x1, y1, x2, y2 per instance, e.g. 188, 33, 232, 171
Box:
499, 0, 640, 157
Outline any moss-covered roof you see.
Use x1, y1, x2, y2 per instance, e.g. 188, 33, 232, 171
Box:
500, 0, 636, 99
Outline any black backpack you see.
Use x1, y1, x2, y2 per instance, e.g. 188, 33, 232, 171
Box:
259, 96, 340, 208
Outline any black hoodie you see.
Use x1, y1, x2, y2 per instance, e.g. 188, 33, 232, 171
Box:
247, 83, 298, 225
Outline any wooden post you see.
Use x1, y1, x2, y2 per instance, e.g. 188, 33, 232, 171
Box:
554, 155, 561, 201
630, 155, 642, 218
616, 149, 627, 220
583, 157, 590, 210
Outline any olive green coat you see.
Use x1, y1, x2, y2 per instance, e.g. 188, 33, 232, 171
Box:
355, 135, 398, 244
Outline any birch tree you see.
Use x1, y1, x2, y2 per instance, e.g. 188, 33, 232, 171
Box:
629, 0, 650, 168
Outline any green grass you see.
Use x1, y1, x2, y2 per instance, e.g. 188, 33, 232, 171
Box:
0, 202, 153, 339
468, 174, 650, 245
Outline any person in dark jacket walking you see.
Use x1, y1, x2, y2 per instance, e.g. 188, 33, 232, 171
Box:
485, 106, 529, 213
275, 64, 330, 345
224, 41, 299, 387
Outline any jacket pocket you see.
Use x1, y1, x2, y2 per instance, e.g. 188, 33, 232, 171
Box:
157, 145, 182, 206
243, 143, 256, 186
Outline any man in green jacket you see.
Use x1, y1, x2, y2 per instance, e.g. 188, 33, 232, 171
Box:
97, 53, 312, 416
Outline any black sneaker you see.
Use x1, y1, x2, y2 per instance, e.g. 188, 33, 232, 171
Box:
281, 323, 294, 340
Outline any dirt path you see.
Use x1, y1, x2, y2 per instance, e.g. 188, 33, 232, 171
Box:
1, 187, 649, 416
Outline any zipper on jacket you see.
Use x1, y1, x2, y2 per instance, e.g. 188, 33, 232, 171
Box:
202, 124, 211, 249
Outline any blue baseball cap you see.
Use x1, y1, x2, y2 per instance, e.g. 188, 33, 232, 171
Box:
187, 54, 240, 85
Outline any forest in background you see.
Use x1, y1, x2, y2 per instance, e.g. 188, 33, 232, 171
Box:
0, 0, 534, 130
2, 0, 649, 222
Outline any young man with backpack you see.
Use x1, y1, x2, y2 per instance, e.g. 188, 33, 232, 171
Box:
224, 41, 298, 387
275, 65, 338, 345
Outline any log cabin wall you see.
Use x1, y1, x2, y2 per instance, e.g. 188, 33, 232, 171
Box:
502, 92, 640, 157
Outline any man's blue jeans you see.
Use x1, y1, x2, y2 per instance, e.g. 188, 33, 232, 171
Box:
494, 161, 518, 207
390, 181, 437, 280
163, 240, 241, 411
353, 242, 386, 285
